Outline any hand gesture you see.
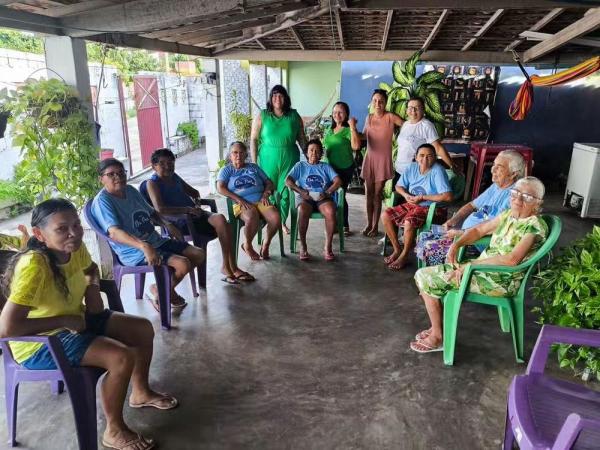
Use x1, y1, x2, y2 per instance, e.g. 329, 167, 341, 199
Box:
446, 229, 463, 239
142, 243, 162, 266
166, 223, 184, 242
300, 190, 311, 201
348, 117, 357, 130
260, 192, 272, 206
63, 315, 85, 334
237, 199, 254, 210
17, 224, 30, 248
318, 192, 329, 201
405, 194, 419, 204
446, 243, 459, 265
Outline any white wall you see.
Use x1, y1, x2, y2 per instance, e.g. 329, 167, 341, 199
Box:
157, 73, 190, 145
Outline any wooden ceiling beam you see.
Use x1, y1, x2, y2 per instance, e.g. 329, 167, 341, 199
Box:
142, 2, 314, 39
461, 8, 504, 51
168, 17, 276, 44
290, 26, 306, 50
504, 8, 564, 52
38, 0, 126, 17
213, 5, 328, 53
348, 0, 589, 8
521, 30, 600, 49
380, 10, 393, 51
255, 38, 267, 49
422, 8, 449, 52
524, 7, 600, 61
334, 7, 345, 50
0, 5, 63, 34
86, 32, 211, 56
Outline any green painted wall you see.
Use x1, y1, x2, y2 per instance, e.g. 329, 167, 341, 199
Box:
288, 61, 341, 118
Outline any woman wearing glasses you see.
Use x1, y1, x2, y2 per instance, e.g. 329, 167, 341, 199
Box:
410, 176, 548, 354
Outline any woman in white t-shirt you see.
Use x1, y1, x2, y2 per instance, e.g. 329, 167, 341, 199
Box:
394, 97, 453, 185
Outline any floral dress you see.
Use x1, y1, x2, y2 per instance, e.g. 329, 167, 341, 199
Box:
414, 210, 548, 299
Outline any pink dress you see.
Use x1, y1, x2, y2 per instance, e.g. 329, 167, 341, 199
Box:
361, 112, 395, 182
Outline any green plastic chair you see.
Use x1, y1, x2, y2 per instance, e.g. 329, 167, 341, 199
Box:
288, 187, 345, 254
225, 193, 285, 262
440, 214, 562, 366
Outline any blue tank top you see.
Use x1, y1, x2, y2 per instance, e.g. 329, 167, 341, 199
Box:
149, 173, 194, 208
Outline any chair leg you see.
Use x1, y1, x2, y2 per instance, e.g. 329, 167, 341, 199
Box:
50, 380, 64, 395
503, 409, 515, 450
443, 296, 462, 366
257, 225, 263, 246
498, 306, 511, 333
113, 269, 123, 292
189, 270, 199, 297
68, 378, 99, 450
512, 299, 525, 363
338, 210, 345, 253
5, 377, 18, 447
278, 223, 285, 257
153, 266, 171, 330
290, 211, 298, 254
134, 273, 145, 299
198, 247, 207, 289
233, 220, 241, 263
381, 235, 388, 256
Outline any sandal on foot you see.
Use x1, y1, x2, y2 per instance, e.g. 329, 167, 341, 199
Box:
129, 394, 178, 410
102, 433, 155, 450
170, 294, 188, 310
415, 329, 432, 341
221, 275, 240, 285
344, 228, 354, 237
144, 294, 160, 313
299, 250, 310, 261
410, 340, 443, 353
324, 250, 335, 262
235, 271, 256, 282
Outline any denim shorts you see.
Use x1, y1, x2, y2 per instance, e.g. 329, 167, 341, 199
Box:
21, 309, 113, 370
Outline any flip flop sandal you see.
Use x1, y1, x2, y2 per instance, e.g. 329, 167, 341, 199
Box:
415, 329, 432, 341
344, 229, 354, 237
324, 251, 335, 262
235, 272, 256, 282
299, 251, 311, 261
221, 275, 240, 285
102, 433, 155, 450
170, 294, 188, 310
144, 293, 161, 313
410, 340, 443, 353
129, 394, 178, 410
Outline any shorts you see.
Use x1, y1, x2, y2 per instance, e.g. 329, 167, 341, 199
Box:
21, 309, 113, 370
385, 203, 447, 228
147, 239, 190, 264
232, 202, 276, 217
297, 196, 335, 212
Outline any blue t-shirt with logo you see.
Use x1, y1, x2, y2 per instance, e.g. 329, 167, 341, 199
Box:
217, 163, 270, 203
91, 185, 167, 266
397, 162, 451, 206
461, 182, 513, 229
287, 161, 339, 193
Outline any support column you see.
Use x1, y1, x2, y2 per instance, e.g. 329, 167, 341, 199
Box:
204, 59, 224, 193
250, 63, 267, 115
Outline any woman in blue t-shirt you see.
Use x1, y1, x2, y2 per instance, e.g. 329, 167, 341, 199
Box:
217, 142, 282, 261
286, 139, 342, 261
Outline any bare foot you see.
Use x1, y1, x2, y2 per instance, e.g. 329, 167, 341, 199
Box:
282, 224, 290, 235
383, 251, 401, 265
260, 242, 270, 260
388, 255, 408, 271
241, 243, 260, 261
366, 227, 379, 237
361, 226, 372, 236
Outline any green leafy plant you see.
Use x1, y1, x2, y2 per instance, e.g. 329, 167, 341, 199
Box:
177, 121, 199, 148
229, 90, 252, 144
378, 49, 449, 137
1, 78, 100, 210
531, 225, 600, 377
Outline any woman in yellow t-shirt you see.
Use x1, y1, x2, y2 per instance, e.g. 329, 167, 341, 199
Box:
0, 199, 174, 450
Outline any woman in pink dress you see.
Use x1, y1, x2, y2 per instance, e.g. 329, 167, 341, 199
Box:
350, 89, 404, 237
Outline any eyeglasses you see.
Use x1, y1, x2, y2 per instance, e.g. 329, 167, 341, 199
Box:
509, 188, 539, 203
102, 170, 127, 179
407, 106, 423, 111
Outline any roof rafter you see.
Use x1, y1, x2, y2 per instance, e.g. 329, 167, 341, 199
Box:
348, 0, 588, 8
0, 5, 63, 34
521, 30, 600, 49
461, 8, 505, 51
334, 7, 345, 50
86, 32, 211, 56
422, 8, 449, 52
524, 7, 600, 61
290, 26, 306, 50
255, 38, 267, 49
504, 8, 564, 52
171, 17, 276, 44
380, 10, 393, 51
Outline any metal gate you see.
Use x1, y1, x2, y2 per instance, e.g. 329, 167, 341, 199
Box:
133, 75, 163, 168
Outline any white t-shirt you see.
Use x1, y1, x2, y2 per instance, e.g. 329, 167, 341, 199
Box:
395, 118, 439, 174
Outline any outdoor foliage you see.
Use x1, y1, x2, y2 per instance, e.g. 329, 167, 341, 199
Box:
177, 121, 199, 148
229, 90, 252, 144
0, 178, 32, 206
378, 49, 449, 137
0, 78, 100, 210
0, 29, 43, 54
532, 225, 600, 377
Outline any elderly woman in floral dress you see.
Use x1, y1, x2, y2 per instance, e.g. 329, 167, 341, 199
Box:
411, 176, 548, 353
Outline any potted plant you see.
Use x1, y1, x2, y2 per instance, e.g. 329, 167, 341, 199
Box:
2, 78, 100, 210
531, 225, 600, 379
229, 90, 252, 144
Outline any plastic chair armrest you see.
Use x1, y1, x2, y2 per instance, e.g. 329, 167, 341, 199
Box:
198, 198, 217, 213
553, 413, 600, 449
288, 186, 297, 209
527, 325, 600, 375
0, 335, 72, 373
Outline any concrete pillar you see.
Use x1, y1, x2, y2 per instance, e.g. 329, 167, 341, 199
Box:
250, 63, 267, 116
204, 59, 225, 193
44, 36, 94, 124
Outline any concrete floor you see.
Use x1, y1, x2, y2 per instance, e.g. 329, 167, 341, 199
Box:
0, 150, 598, 449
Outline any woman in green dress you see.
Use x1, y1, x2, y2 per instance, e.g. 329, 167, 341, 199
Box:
251, 85, 307, 234
323, 101, 360, 236
411, 176, 548, 354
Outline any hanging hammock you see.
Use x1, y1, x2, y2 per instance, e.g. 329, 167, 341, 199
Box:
508, 54, 600, 120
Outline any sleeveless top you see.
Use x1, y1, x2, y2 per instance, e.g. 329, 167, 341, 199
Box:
149, 173, 194, 208
259, 109, 301, 152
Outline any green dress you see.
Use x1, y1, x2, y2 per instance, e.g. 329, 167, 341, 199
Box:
257, 108, 302, 224
323, 127, 354, 170
414, 210, 548, 299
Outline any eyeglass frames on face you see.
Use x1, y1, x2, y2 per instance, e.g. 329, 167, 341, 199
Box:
102, 170, 127, 179
407, 106, 423, 112
509, 188, 539, 203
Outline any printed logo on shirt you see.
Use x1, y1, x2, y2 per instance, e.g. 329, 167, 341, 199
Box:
132, 210, 155, 239
305, 174, 326, 191
234, 175, 257, 190
411, 186, 427, 196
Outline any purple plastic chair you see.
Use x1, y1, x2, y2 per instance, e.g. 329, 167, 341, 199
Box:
139, 179, 217, 290
84, 200, 173, 330
504, 325, 600, 450
0, 280, 123, 449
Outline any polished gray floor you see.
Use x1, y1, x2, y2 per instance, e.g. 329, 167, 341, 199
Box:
0, 150, 598, 449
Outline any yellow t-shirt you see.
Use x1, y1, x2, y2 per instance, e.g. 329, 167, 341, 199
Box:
8, 244, 92, 363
